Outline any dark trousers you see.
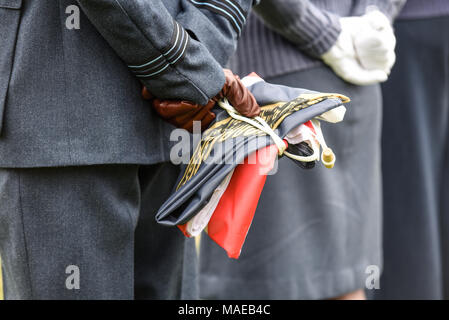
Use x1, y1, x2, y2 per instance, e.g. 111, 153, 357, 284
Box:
0, 163, 198, 300
372, 16, 449, 299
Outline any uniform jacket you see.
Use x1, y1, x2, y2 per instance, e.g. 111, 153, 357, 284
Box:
0, 0, 256, 167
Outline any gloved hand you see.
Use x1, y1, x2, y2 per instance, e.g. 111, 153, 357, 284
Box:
143, 69, 260, 132
348, 10, 396, 73
213, 69, 260, 118
152, 99, 216, 132
321, 10, 396, 85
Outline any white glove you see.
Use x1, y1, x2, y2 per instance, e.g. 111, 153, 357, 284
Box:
321, 10, 396, 85
350, 10, 396, 73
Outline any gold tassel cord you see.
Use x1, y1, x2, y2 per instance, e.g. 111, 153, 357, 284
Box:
176, 93, 349, 190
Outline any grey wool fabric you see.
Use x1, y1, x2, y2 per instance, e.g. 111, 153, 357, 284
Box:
0, 0, 257, 168
0, 0, 259, 300
0, 163, 198, 300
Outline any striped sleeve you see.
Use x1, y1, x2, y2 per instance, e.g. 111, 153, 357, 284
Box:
77, 0, 225, 105
187, 0, 248, 35
253, 0, 341, 58
128, 21, 190, 79
176, 0, 257, 66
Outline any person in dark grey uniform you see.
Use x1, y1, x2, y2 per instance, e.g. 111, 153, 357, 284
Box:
199, 0, 404, 300
0, 0, 258, 300
372, 0, 449, 300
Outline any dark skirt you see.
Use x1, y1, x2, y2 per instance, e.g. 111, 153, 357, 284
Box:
199, 66, 383, 299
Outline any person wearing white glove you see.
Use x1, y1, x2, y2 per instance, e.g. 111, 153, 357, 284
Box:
322, 10, 397, 85
199, 0, 406, 301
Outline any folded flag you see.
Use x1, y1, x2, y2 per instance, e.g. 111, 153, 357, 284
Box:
157, 74, 350, 258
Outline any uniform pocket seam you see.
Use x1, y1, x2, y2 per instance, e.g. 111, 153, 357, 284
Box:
0, 1, 22, 135
0, 0, 22, 10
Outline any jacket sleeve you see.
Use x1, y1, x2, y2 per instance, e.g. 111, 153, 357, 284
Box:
175, 0, 259, 66
76, 0, 251, 105
252, 0, 341, 58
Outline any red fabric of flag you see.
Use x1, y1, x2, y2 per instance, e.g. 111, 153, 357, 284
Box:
206, 142, 286, 258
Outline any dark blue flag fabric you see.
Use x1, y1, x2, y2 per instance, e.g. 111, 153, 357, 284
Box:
155, 74, 349, 258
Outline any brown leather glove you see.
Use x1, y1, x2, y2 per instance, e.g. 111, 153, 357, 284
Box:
214, 69, 260, 118
142, 86, 154, 100
142, 69, 260, 132
142, 86, 215, 132
152, 99, 216, 132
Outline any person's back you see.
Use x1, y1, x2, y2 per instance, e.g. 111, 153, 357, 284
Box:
0, 0, 254, 167
0, 0, 167, 167
0, 0, 259, 300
